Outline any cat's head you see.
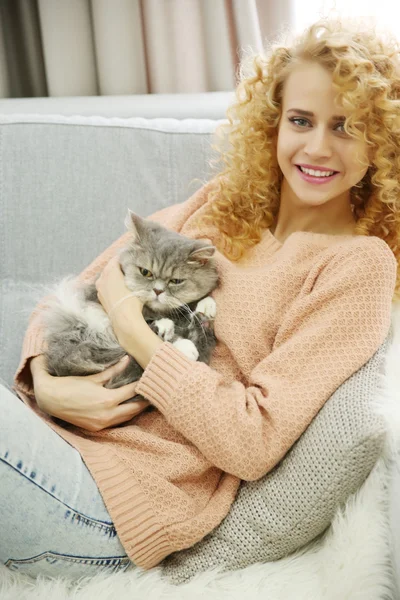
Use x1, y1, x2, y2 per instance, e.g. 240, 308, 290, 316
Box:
118, 210, 219, 314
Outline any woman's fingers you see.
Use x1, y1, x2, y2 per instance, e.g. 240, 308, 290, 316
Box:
110, 383, 149, 407
88, 355, 130, 386
84, 356, 151, 426
109, 398, 151, 427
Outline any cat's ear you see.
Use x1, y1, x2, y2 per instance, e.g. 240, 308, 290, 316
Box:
124, 210, 144, 244
187, 245, 216, 266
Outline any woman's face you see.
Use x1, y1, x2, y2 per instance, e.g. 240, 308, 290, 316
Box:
277, 61, 369, 210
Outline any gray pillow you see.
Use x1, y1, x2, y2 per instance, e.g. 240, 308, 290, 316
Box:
161, 335, 390, 584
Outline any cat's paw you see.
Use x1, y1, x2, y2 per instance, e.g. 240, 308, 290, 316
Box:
195, 296, 216, 319
153, 318, 175, 342
172, 338, 199, 361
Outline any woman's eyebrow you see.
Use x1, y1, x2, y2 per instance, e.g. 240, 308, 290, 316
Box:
286, 108, 345, 121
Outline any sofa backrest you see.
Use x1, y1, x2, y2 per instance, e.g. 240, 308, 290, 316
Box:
0, 114, 223, 388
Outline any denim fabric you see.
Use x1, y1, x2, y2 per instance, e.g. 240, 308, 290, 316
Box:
0, 382, 133, 578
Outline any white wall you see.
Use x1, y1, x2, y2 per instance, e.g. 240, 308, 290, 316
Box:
293, 0, 400, 38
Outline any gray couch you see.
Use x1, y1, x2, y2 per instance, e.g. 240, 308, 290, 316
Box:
1, 95, 399, 596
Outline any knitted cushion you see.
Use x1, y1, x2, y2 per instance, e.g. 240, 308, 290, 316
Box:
161, 335, 390, 584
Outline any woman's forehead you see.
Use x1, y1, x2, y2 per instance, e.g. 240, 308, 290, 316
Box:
282, 61, 347, 116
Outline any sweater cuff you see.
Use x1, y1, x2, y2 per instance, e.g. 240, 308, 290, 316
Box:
135, 342, 196, 412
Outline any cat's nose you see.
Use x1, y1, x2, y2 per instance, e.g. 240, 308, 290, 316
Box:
153, 288, 163, 296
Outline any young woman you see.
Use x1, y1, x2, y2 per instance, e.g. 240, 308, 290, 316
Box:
2, 17, 400, 577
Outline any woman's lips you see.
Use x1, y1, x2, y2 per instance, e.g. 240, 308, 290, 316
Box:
295, 165, 340, 185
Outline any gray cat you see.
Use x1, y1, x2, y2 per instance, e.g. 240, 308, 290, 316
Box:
42, 211, 219, 394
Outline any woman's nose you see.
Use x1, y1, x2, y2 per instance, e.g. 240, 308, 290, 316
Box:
304, 127, 333, 159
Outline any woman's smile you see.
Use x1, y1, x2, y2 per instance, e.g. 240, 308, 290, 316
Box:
295, 164, 340, 185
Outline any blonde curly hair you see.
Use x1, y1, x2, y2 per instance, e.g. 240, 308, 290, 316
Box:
202, 17, 400, 298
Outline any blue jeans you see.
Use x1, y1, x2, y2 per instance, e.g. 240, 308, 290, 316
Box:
0, 381, 133, 578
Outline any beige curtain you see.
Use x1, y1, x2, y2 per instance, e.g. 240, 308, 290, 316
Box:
0, 0, 294, 98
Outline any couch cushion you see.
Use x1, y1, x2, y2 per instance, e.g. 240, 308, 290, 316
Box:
161, 336, 389, 584
0, 279, 48, 390
0, 115, 222, 284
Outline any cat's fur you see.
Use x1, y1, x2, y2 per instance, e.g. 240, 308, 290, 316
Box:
42, 211, 219, 393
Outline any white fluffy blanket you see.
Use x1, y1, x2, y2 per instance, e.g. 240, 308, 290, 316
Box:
2, 305, 400, 600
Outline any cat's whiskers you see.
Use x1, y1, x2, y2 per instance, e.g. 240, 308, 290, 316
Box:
174, 304, 209, 342
174, 304, 194, 325
166, 302, 193, 326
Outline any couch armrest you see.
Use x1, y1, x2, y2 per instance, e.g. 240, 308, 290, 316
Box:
0, 91, 235, 119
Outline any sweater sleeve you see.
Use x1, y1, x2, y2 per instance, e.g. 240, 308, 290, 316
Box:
135, 238, 397, 481
13, 179, 216, 395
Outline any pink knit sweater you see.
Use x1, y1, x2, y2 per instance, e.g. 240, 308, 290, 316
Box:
13, 181, 397, 569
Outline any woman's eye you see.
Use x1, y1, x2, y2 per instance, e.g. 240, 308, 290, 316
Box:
289, 117, 347, 134
170, 278, 184, 285
289, 117, 310, 128
335, 122, 346, 133
139, 267, 153, 278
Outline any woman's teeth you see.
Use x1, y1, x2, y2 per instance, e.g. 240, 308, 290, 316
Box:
298, 166, 336, 177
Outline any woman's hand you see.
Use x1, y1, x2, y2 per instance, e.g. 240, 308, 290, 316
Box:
30, 355, 150, 432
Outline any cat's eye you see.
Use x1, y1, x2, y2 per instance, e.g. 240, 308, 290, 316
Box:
170, 278, 184, 285
139, 267, 153, 278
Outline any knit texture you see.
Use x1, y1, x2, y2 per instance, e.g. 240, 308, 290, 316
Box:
161, 336, 389, 583
13, 181, 397, 570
